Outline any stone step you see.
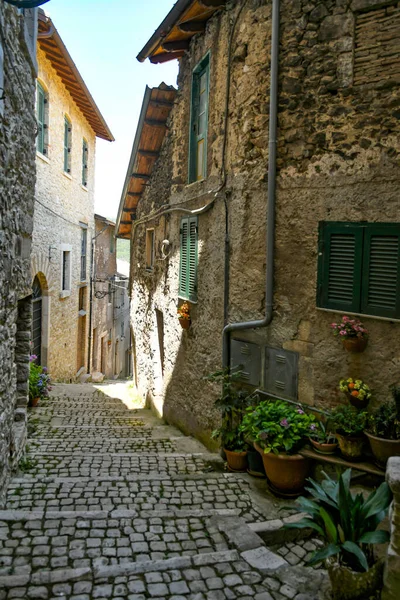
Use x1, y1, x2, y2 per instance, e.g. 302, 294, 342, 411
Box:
29, 427, 155, 440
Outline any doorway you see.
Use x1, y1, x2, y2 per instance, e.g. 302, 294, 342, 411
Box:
32, 276, 42, 363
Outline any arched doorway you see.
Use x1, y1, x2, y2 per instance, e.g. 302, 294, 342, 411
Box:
32, 276, 42, 364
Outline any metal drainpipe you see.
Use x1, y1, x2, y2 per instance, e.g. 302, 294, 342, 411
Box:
222, 0, 280, 370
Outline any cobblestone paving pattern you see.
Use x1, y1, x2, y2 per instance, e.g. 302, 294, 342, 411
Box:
0, 383, 331, 599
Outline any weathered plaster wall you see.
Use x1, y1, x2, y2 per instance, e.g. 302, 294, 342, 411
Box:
130, 0, 400, 446
0, 5, 37, 504
31, 47, 96, 380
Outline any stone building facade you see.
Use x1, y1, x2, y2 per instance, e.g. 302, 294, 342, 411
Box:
117, 0, 400, 448
31, 11, 113, 381
0, 5, 38, 505
90, 216, 130, 379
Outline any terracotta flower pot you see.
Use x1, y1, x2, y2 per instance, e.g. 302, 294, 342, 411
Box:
254, 443, 311, 494
179, 318, 190, 330
247, 449, 266, 477
29, 397, 39, 408
336, 433, 365, 461
365, 431, 400, 468
224, 449, 248, 472
342, 336, 368, 353
309, 438, 338, 455
327, 558, 384, 600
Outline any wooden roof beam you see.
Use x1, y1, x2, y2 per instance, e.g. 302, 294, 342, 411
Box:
161, 40, 190, 53
178, 20, 207, 34
149, 51, 184, 64
126, 192, 141, 197
138, 149, 160, 158
149, 98, 174, 109
199, 0, 226, 7
144, 119, 167, 128
131, 173, 151, 180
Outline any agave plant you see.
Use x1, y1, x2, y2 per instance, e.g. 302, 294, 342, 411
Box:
284, 469, 391, 572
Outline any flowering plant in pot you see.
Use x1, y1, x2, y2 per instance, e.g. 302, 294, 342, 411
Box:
339, 378, 372, 409
177, 301, 191, 329
248, 400, 316, 494
330, 405, 367, 460
207, 367, 251, 472
29, 355, 52, 407
365, 385, 400, 467
309, 420, 338, 455
284, 469, 391, 600
331, 316, 368, 353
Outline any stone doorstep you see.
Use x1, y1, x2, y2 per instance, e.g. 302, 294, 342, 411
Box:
248, 512, 313, 545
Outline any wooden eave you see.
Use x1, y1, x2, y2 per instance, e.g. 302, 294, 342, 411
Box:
38, 12, 114, 142
137, 0, 226, 64
115, 84, 177, 239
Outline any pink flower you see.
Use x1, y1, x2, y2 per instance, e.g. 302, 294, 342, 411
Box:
297, 408, 305, 414
280, 418, 289, 428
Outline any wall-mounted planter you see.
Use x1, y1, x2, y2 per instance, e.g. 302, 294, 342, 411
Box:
342, 337, 368, 353
346, 391, 370, 410
178, 318, 190, 330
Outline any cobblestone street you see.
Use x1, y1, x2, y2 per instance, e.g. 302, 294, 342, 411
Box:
0, 384, 330, 599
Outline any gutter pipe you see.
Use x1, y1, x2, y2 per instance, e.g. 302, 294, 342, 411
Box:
222, 0, 280, 369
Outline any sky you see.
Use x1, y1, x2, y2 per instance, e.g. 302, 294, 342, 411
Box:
45, 0, 179, 221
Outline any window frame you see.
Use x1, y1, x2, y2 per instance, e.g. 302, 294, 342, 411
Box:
60, 244, 72, 297
82, 138, 88, 186
110, 229, 115, 254
63, 115, 72, 173
179, 216, 198, 303
188, 53, 210, 184
36, 81, 48, 156
80, 225, 87, 282
317, 221, 400, 320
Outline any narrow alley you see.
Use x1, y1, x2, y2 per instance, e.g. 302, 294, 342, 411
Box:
0, 384, 328, 600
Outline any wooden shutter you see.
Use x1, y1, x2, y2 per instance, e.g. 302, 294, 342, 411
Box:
318, 222, 363, 312
64, 117, 70, 172
189, 54, 210, 183
179, 217, 198, 301
361, 225, 400, 319
37, 83, 45, 154
82, 139, 88, 186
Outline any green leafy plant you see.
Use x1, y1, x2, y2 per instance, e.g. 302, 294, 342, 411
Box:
339, 378, 371, 403
207, 367, 251, 451
368, 386, 400, 440
309, 420, 337, 444
284, 469, 391, 572
331, 405, 367, 437
241, 400, 316, 455
29, 355, 52, 400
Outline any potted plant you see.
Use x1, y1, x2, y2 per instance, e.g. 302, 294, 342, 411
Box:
177, 301, 191, 329
339, 378, 372, 409
240, 404, 266, 477
248, 400, 316, 494
331, 316, 368, 353
365, 385, 400, 467
29, 355, 52, 408
330, 405, 367, 460
284, 469, 391, 600
309, 420, 338, 455
207, 368, 250, 472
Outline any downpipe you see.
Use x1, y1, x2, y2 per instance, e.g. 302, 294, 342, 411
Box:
222, 0, 280, 369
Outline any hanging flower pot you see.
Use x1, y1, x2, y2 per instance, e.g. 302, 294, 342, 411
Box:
177, 301, 191, 329
331, 316, 368, 353
179, 317, 190, 330
342, 337, 368, 353
29, 397, 40, 408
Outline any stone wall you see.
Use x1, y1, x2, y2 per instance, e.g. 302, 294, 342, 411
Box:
382, 457, 400, 599
0, 5, 37, 505
130, 0, 400, 446
31, 47, 96, 381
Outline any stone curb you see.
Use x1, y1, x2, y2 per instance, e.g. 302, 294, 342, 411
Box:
248, 512, 313, 545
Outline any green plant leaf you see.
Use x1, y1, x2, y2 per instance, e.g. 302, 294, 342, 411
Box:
362, 482, 392, 520
342, 541, 369, 572
283, 518, 324, 536
319, 506, 338, 544
307, 543, 340, 566
358, 530, 390, 544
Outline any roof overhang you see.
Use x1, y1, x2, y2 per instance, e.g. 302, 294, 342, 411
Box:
115, 83, 177, 239
137, 0, 226, 64
95, 214, 115, 228
37, 10, 114, 142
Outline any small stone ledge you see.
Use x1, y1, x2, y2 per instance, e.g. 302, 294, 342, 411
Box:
248, 513, 313, 545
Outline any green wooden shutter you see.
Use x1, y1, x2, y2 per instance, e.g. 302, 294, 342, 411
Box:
188, 217, 198, 302
37, 82, 45, 154
179, 219, 189, 298
189, 55, 210, 183
64, 117, 70, 172
179, 217, 198, 301
361, 224, 400, 319
318, 222, 363, 312
82, 139, 88, 186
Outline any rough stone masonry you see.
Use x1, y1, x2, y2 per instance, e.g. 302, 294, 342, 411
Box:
0, 5, 37, 505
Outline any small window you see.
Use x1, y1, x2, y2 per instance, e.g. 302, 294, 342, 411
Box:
62, 250, 71, 291
64, 115, 72, 173
179, 216, 198, 302
82, 138, 88, 186
189, 54, 210, 183
78, 286, 87, 311
36, 81, 48, 155
110, 230, 115, 254
317, 222, 400, 319
145, 229, 155, 270
80, 227, 87, 281
121, 320, 124, 338
108, 281, 112, 303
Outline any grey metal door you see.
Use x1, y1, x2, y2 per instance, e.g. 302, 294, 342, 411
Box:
32, 276, 42, 364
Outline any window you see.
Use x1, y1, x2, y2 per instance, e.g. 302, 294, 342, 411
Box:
0, 40, 4, 118
64, 115, 71, 173
80, 226, 87, 281
189, 54, 210, 183
317, 222, 400, 319
121, 320, 124, 338
110, 230, 115, 253
179, 216, 198, 302
78, 286, 87, 311
62, 250, 71, 291
82, 138, 88, 186
36, 81, 48, 155
108, 281, 112, 303
145, 229, 155, 270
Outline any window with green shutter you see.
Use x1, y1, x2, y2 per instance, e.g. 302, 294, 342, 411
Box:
317, 222, 400, 319
36, 82, 47, 155
179, 216, 198, 302
82, 139, 88, 186
189, 54, 210, 183
64, 115, 71, 173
